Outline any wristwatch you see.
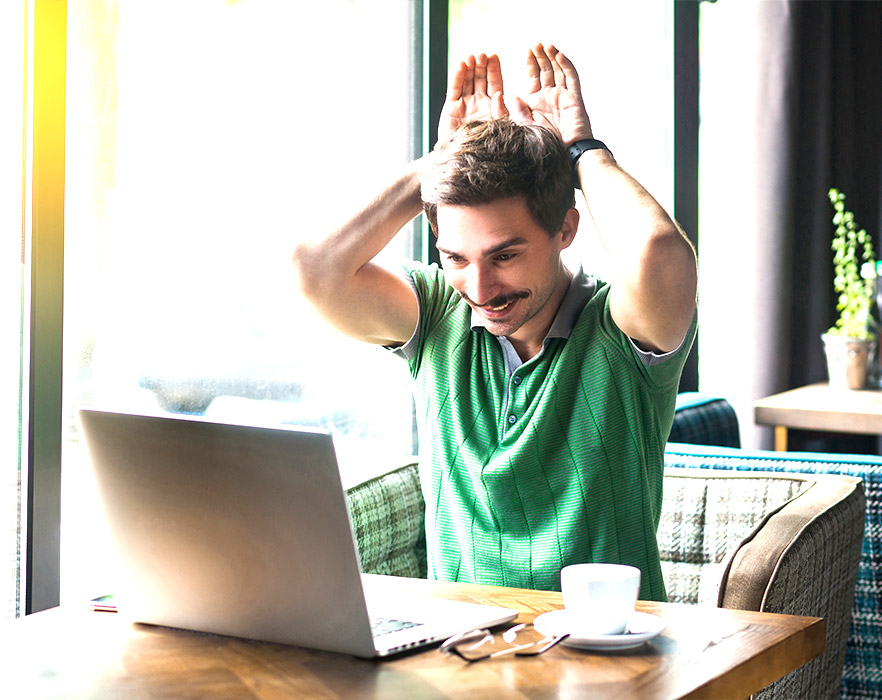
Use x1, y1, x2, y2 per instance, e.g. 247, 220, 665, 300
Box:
567, 139, 612, 188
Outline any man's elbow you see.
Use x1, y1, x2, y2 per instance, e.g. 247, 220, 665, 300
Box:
291, 240, 329, 302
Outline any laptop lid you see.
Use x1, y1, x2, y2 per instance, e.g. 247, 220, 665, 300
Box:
78, 409, 517, 657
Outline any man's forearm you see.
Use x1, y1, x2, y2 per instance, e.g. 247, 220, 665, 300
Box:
576, 150, 684, 256
291, 158, 425, 346
576, 149, 697, 352
295, 158, 424, 282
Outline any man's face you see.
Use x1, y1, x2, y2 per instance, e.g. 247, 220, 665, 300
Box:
435, 196, 576, 347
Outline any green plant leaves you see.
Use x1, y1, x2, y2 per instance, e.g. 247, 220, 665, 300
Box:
828, 187, 876, 339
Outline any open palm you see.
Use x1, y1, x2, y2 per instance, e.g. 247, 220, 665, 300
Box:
509, 44, 593, 147
438, 53, 508, 143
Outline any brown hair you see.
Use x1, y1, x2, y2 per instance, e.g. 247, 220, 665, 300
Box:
421, 119, 574, 237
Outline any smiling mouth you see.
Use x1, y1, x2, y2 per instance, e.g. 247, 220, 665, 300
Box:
469, 291, 529, 317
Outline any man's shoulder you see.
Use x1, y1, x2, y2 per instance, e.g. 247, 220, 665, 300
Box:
406, 262, 474, 318
401, 260, 440, 281
395, 261, 475, 361
568, 277, 611, 330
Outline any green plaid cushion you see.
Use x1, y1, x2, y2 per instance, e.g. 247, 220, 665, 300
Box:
345, 463, 427, 578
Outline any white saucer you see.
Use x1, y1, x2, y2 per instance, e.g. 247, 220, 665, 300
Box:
533, 610, 666, 650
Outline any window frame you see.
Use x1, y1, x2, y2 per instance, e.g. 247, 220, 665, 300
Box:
26, 0, 65, 615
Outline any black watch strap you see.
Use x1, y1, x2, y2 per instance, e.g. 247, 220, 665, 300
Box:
567, 138, 612, 188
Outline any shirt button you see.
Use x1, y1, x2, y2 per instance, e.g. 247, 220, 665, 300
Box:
513, 376, 522, 385
508, 414, 517, 425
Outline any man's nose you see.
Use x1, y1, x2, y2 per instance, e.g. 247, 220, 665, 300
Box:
465, 264, 498, 306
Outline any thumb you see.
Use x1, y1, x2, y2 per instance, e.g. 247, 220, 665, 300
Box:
506, 96, 533, 125
490, 91, 509, 120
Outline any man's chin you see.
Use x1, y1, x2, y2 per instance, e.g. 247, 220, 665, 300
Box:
481, 317, 522, 338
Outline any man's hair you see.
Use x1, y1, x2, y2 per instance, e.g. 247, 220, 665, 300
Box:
421, 119, 575, 237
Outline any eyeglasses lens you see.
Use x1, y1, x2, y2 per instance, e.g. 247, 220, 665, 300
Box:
441, 623, 567, 662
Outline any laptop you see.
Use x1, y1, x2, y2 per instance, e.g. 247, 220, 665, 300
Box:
77, 408, 518, 658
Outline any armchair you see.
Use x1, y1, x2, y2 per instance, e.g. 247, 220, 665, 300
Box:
667, 393, 882, 700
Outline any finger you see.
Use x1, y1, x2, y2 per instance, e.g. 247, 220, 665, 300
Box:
546, 44, 567, 90
490, 91, 509, 120
461, 55, 476, 97
555, 48, 582, 95
525, 48, 541, 94
532, 42, 555, 90
447, 60, 468, 102
486, 54, 504, 99
474, 53, 488, 96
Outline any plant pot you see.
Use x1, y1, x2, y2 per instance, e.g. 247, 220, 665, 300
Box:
821, 333, 875, 390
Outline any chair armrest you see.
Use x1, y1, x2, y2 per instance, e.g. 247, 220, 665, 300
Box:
722, 473, 864, 699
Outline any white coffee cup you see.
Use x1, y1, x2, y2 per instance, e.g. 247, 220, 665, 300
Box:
560, 563, 641, 635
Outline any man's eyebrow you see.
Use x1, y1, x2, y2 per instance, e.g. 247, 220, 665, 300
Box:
436, 237, 528, 259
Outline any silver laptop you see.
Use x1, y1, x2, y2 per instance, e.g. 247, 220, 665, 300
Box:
77, 408, 517, 657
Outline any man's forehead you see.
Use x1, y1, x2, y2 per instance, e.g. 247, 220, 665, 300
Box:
435, 199, 542, 255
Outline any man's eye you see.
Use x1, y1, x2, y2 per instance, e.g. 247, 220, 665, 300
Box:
495, 253, 516, 262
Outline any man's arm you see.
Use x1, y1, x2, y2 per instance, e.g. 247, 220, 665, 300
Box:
512, 43, 697, 354
291, 160, 423, 347
576, 149, 697, 354
291, 53, 508, 347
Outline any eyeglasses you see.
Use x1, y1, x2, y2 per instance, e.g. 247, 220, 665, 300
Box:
439, 623, 569, 663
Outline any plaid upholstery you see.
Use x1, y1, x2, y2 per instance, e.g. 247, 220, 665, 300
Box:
659, 474, 806, 605
669, 392, 741, 447
661, 467, 864, 699
666, 442, 882, 700
345, 462, 427, 579
756, 482, 867, 700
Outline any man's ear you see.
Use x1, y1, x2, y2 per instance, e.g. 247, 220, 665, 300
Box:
559, 207, 579, 249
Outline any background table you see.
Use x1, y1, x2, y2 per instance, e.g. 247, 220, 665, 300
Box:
1, 577, 824, 699
754, 382, 882, 450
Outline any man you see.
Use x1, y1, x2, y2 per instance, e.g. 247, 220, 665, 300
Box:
292, 44, 697, 600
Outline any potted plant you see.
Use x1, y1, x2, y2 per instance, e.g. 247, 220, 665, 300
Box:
822, 187, 877, 389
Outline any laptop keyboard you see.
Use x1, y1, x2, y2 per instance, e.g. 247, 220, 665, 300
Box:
371, 617, 424, 637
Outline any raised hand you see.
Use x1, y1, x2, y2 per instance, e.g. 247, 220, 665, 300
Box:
437, 53, 508, 144
508, 43, 593, 147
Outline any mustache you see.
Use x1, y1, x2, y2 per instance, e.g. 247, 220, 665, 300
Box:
460, 290, 530, 308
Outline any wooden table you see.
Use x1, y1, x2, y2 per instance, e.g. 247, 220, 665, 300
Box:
754, 382, 882, 450
2, 577, 824, 699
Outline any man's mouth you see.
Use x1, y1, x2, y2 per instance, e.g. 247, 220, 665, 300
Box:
466, 291, 529, 318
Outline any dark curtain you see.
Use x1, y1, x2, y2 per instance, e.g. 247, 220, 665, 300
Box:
783, 1, 882, 451
787, 1, 882, 386
705, 0, 882, 450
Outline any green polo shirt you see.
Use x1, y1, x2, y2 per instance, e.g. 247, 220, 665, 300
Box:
395, 262, 696, 601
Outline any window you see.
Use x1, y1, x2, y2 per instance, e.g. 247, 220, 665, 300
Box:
62, 0, 420, 603
17, 0, 683, 612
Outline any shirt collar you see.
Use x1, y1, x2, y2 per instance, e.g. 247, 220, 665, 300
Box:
469, 266, 597, 340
